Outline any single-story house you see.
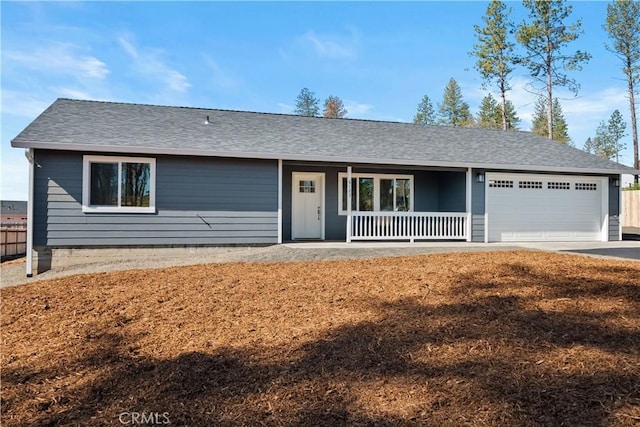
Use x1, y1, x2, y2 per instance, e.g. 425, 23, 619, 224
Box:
11, 99, 638, 276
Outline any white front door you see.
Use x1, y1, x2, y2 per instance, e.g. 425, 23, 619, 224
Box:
292, 173, 324, 239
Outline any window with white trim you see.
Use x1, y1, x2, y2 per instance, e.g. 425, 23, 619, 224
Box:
338, 173, 413, 214
82, 155, 156, 213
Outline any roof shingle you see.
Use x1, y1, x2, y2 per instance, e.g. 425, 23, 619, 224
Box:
11, 98, 637, 174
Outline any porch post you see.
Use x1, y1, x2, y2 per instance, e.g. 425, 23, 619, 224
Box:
25, 149, 34, 277
277, 159, 283, 244
465, 167, 472, 242
618, 174, 622, 241
346, 165, 352, 243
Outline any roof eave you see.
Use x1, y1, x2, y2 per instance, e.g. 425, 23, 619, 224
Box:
12, 140, 639, 175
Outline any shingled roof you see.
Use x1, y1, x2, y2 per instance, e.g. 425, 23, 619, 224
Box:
11, 98, 637, 174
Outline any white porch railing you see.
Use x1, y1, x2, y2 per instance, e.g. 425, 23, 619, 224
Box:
348, 212, 469, 242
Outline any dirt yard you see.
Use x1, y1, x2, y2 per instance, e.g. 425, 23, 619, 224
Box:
2, 251, 639, 426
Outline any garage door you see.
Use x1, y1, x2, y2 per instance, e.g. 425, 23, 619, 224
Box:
486, 173, 606, 242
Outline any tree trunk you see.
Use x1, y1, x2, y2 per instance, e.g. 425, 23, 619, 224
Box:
547, 72, 553, 140
546, 28, 553, 140
500, 77, 507, 130
629, 67, 639, 184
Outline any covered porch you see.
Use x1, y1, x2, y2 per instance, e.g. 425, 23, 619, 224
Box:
281, 162, 476, 243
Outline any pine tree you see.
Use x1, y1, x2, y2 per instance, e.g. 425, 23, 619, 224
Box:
471, 0, 516, 130
608, 109, 627, 163
583, 137, 596, 154
587, 110, 627, 161
531, 96, 571, 144
552, 98, 571, 145
413, 94, 436, 125
294, 88, 320, 117
477, 93, 501, 129
605, 0, 640, 179
438, 78, 473, 127
531, 96, 548, 137
504, 100, 521, 130
593, 120, 617, 160
323, 95, 347, 118
478, 95, 521, 130
517, 0, 591, 140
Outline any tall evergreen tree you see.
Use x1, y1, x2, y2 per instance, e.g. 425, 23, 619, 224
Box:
516, 0, 591, 140
477, 93, 501, 129
608, 109, 627, 163
413, 94, 436, 125
438, 78, 473, 127
477, 94, 521, 130
532, 96, 571, 144
294, 87, 320, 117
593, 120, 618, 160
323, 95, 347, 118
504, 100, 521, 130
605, 0, 640, 179
583, 136, 596, 154
472, 0, 516, 130
587, 110, 627, 161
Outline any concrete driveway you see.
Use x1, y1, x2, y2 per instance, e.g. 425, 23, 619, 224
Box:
514, 241, 640, 261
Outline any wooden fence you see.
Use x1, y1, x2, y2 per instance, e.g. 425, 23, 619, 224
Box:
1, 227, 27, 259
622, 190, 639, 228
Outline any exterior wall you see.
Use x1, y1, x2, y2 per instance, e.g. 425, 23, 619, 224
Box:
608, 176, 621, 241
471, 169, 486, 242
33, 150, 278, 247
283, 163, 467, 241
437, 172, 466, 212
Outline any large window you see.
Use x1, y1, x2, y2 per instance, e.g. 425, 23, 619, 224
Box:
338, 173, 413, 214
82, 155, 156, 213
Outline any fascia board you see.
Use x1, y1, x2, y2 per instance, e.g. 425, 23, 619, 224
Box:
12, 140, 640, 175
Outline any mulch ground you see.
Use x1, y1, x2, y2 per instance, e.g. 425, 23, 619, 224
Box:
1, 250, 639, 426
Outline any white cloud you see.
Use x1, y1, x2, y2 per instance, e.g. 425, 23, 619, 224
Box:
283, 27, 360, 62
344, 101, 373, 118
0, 152, 28, 201
118, 35, 191, 93
201, 55, 241, 90
52, 87, 93, 100
277, 102, 294, 114
118, 36, 139, 59
6, 43, 109, 79
303, 30, 357, 59
1, 90, 50, 118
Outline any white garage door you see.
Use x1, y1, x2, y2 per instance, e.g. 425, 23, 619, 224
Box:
486, 173, 607, 242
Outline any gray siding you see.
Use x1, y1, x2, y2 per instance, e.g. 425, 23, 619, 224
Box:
437, 172, 466, 212
34, 150, 278, 246
471, 169, 486, 242
608, 176, 621, 241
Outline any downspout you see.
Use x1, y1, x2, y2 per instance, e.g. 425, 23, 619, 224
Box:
25, 149, 34, 277
346, 166, 352, 243
465, 167, 472, 242
277, 159, 283, 244
618, 174, 622, 242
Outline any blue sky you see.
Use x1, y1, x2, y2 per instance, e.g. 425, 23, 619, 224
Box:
1, 1, 636, 200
